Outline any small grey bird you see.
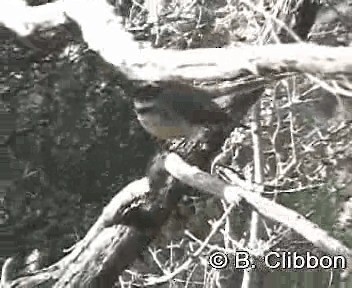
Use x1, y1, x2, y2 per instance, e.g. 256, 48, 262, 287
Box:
133, 81, 232, 139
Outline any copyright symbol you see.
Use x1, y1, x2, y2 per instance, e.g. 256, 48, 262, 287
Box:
208, 251, 229, 269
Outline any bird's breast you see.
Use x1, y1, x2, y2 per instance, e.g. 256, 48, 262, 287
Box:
134, 100, 197, 139
136, 112, 192, 139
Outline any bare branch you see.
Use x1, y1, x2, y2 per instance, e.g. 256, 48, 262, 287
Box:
164, 152, 352, 276
2, 178, 156, 287
1, 0, 352, 82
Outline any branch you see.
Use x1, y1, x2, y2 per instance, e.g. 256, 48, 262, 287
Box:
1, 0, 352, 81
3, 149, 352, 286
164, 153, 352, 276
241, 101, 265, 288
2, 178, 160, 287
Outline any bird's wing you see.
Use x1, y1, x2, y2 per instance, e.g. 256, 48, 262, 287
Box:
159, 82, 230, 125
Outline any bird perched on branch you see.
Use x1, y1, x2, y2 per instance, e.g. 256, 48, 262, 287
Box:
132, 81, 243, 140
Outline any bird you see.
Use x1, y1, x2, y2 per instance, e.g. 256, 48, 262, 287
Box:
132, 81, 233, 140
